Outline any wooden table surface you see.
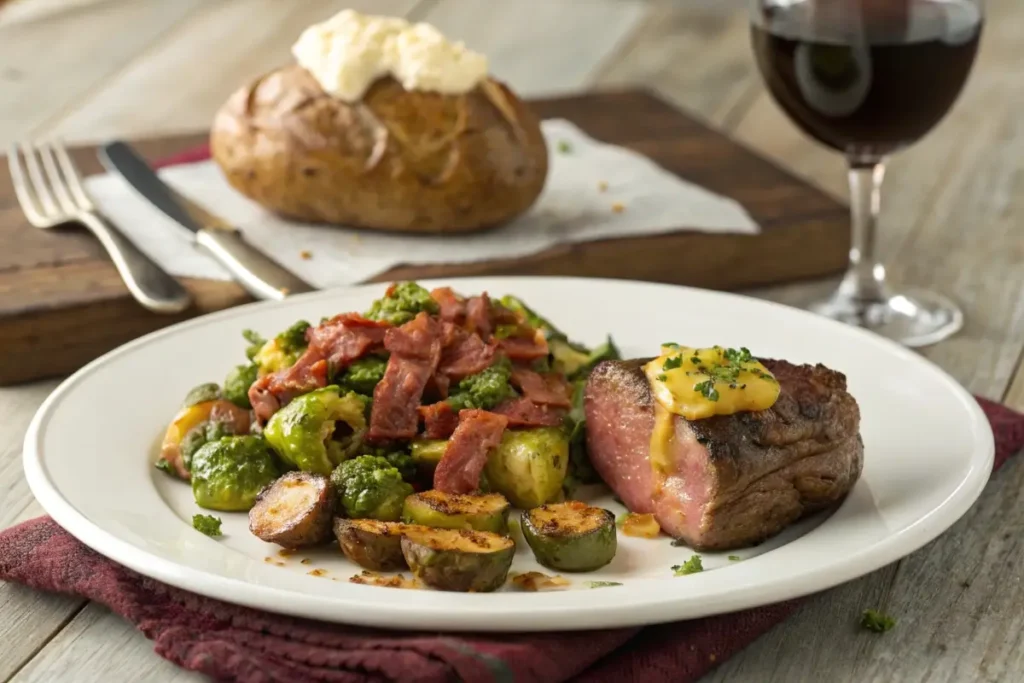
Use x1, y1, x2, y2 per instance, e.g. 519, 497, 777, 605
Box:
1, 1, 1022, 681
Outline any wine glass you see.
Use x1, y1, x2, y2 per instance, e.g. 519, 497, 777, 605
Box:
749, 0, 984, 346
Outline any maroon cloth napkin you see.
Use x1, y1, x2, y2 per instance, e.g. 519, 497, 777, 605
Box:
2, 399, 1021, 683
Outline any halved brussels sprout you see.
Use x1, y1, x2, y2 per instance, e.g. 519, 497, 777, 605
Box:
483, 427, 569, 509
521, 501, 616, 572
402, 491, 510, 533
263, 386, 367, 475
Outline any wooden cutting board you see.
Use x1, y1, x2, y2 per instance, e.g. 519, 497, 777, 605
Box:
0, 89, 849, 386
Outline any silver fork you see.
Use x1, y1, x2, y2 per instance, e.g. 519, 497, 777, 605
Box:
8, 140, 192, 313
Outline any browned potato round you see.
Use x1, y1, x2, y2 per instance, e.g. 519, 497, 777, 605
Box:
249, 472, 335, 548
210, 65, 549, 233
333, 518, 412, 572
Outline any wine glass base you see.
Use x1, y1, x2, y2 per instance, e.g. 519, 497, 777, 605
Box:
810, 288, 963, 348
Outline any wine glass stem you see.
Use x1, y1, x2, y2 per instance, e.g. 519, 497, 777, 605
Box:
842, 160, 889, 303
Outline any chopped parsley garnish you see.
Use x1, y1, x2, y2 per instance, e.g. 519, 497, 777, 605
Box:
728, 555, 741, 561
723, 347, 753, 363
672, 555, 703, 576
155, 458, 173, 474
586, 581, 623, 588
662, 356, 683, 371
656, 373, 667, 381
192, 514, 222, 537
694, 380, 720, 401
558, 140, 572, 153
662, 342, 680, 349
860, 609, 896, 633
242, 329, 266, 360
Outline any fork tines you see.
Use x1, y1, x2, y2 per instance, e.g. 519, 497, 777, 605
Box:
8, 139, 94, 228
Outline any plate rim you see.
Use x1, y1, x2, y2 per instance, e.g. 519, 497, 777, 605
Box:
22, 276, 996, 631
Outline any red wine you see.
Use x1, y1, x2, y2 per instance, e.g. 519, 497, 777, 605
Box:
751, 0, 982, 159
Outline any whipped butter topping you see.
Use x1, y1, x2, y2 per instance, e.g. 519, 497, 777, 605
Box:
291, 9, 489, 102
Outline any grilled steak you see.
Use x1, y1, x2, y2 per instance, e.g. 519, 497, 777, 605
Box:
584, 358, 862, 551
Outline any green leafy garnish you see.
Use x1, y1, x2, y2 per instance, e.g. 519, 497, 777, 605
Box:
694, 380, 720, 401
662, 356, 683, 371
672, 555, 704, 576
557, 140, 572, 153
192, 514, 223, 537
860, 609, 896, 633
586, 581, 623, 589
728, 555, 741, 561
656, 373, 667, 382
155, 459, 173, 474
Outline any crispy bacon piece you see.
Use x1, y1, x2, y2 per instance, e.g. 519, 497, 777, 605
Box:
491, 397, 567, 428
498, 329, 549, 361
418, 402, 460, 440
249, 351, 329, 423
368, 313, 443, 440
431, 287, 466, 324
307, 313, 389, 368
465, 293, 492, 339
438, 328, 497, 381
510, 368, 572, 408
433, 410, 509, 494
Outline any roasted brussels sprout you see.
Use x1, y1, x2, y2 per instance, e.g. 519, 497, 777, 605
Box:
249, 471, 335, 548
483, 427, 569, 509
338, 355, 388, 395
158, 398, 251, 479
250, 320, 311, 375
447, 358, 516, 411
190, 436, 281, 511
521, 501, 617, 572
402, 491, 510, 533
330, 455, 414, 521
263, 386, 367, 475
224, 364, 259, 409
410, 439, 447, 478
365, 282, 439, 325
182, 382, 222, 408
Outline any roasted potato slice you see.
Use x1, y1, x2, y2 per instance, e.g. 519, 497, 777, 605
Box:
333, 518, 415, 572
522, 501, 617, 572
400, 527, 515, 593
402, 490, 510, 534
249, 472, 335, 548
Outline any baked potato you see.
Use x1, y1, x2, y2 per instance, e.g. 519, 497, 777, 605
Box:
210, 65, 549, 233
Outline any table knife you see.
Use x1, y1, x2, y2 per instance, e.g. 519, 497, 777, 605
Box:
98, 141, 315, 301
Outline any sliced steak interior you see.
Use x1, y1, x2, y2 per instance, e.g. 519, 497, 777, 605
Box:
584, 358, 863, 551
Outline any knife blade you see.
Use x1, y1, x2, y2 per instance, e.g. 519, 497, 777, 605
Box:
98, 141, 315, 301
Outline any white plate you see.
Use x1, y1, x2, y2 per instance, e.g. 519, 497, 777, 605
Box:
24, 277, 993, 632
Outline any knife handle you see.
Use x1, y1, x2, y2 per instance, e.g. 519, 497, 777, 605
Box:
196, 228, 315, 301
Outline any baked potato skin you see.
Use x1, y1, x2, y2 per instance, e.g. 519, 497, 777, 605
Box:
210, 65, 549, 233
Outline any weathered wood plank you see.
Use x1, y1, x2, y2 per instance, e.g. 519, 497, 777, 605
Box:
0, 0, 207, 148
45, 0, 423, 144
0, 380, 87, 683
9, 605, 204, 683
417, 0, 649, 97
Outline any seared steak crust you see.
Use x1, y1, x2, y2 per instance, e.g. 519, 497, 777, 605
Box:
584, 358, 863, 551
